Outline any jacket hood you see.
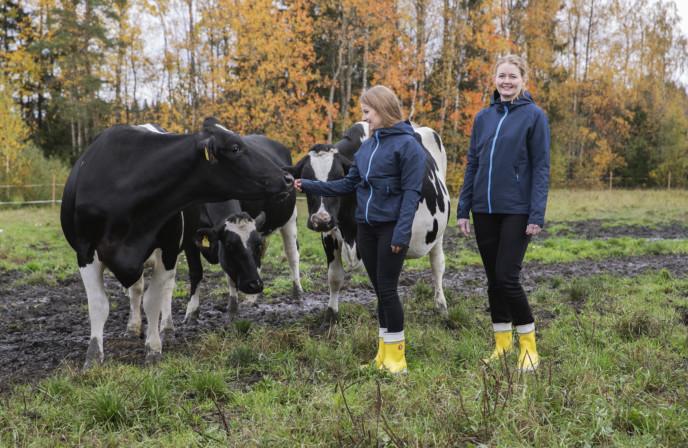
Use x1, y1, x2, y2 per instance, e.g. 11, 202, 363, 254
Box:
374, 120, 416, 138
490, 90, 534, 111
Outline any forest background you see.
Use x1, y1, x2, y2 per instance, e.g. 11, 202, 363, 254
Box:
1, 0, 687, 197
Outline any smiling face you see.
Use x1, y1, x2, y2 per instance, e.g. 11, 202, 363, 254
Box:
361, 104, 384, 132
495, 63, 524, 102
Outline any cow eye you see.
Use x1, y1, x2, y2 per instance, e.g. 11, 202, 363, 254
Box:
231, 144, 240, 153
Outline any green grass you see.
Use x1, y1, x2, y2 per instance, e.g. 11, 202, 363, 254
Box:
2, 190, 688, 445
0, 206, 75, 283
545, 189, 688, 224
1, 271, 687, 446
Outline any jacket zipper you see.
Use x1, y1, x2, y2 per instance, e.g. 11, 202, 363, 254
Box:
364, 131, 381, 224
488, 105, 509, 213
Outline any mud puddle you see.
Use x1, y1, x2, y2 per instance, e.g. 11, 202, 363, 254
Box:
1, 253, 687, 392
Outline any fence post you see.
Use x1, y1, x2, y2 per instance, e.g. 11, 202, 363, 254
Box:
51, 174, 56, 208
668, 172, 671, 190
608, 170, 613, 190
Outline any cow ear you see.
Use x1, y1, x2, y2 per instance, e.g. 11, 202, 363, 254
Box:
194, 227, 219, 249
337, 153, 353, 174
286, 156, 307, 178
254, 211, 266, 231
197, 136, 218, 164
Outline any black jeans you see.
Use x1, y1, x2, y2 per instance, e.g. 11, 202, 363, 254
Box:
357, 222, 407, 333
473, 213, 534, 326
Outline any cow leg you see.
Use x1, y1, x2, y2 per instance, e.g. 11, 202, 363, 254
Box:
143, 250, 176, 364
325, 243, 344, 326
280, 208, 303, 300
183, 245, 204, 324
429, 237, 448, 316
159, 288, 176, 345
227, 275, 239, 317
80, 254, 108, 370
125, 275, 144, 338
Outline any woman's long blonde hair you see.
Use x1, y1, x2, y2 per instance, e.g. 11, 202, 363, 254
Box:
494, 54, 529, 99
360, 86, 404, 128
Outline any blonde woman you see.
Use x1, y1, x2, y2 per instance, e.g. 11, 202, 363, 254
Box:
295, 86, 425, 374
457, 55, 551, 371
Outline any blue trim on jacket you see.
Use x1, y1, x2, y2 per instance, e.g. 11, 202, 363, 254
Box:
457, 91, 550, 226
301, 121, 426, 247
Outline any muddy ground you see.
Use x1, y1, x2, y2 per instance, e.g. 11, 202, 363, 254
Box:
1, 221, 687, 392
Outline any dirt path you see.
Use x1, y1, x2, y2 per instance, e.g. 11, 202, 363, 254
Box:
1, 253, 687, 392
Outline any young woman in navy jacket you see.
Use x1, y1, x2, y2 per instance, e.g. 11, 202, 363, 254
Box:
295, 85, 426, 374
457, 55, 550, 372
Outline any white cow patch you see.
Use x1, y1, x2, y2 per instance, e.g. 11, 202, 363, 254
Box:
359, 122, 370, 141
309, 148, 338, 181
214, 123, 233, 133
136, 123, 167, 134
178, 211, 185, 250
224, 218, 257, 248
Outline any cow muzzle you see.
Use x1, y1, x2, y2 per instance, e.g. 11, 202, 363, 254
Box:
239, 278, 264, 295
308, 211, 334, 232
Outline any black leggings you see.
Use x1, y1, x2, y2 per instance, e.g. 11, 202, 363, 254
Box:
357, 222, 407, 333
473, 213, 534, 326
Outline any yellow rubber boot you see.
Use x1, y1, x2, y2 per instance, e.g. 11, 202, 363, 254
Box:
517, 331, 540, 372
482, 330, 514, 363
382, 340, 407, 374
373, 338, 385, 369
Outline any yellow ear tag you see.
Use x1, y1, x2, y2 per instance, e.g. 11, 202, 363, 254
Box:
204, 146, 210, 161
201, 236, 210, 248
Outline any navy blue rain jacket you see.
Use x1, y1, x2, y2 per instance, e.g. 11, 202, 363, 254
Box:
300, 121, 426, 247
457, 91, 550, 226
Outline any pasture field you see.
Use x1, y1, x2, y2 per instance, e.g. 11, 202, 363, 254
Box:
0, 189, 687, 446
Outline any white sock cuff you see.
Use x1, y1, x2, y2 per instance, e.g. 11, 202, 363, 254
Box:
383, 331, 404, 343
379, 327, 387, 338
493, 322, 513, 332
516, 323, 535, 334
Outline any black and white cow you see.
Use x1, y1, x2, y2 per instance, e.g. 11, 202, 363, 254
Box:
181, 139, 302, 323
290, 122, 450, 322
122, 123, 302, 335
60, 118, 293, 368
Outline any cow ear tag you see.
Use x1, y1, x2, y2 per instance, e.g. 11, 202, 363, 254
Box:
201, 236, 210, 248
204, 145, 210, 161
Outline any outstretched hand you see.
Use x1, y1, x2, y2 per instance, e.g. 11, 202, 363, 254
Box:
294, 179, 303, 192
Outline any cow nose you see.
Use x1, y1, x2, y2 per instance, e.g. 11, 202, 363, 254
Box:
283, 173, 294, 187
247, 279, 263, 293
310, 211, 333, 230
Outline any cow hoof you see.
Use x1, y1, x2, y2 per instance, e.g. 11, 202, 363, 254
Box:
145, 346, 162, 365
183, 310, 199, 325
292, 283, 303, 300
83, 338, 103, 371
320, 308, 339, 329
436, 303, 449, 318
228, 297, 239, 315
124, 327, 143, 339
160, 328, 176, 345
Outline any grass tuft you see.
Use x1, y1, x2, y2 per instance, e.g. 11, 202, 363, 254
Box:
84, 382, 131, 429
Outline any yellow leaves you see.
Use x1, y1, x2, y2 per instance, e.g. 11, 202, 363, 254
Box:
0, 77, 30, 182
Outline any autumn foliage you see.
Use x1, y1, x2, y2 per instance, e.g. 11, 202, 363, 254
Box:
1, 0, 687, 190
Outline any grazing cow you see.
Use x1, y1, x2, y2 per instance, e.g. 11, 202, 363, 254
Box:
290, 122, 450, 322
123, 123, 301, 335
181, 136, 302, 323
60, 118, 293, 368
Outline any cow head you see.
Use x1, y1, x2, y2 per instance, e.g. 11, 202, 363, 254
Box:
290, 144, 352, 232
198, 117, 294, 201
194, 211, 267, 294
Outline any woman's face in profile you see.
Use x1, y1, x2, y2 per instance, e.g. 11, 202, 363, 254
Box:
495, 63, 523, 101
361, 104, 383, 131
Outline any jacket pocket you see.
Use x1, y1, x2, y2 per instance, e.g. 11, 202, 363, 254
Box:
380, 179, 402, 196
